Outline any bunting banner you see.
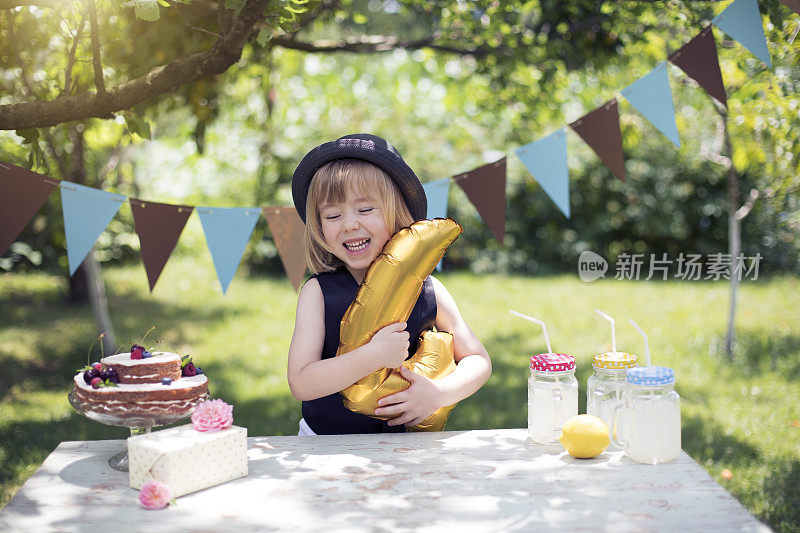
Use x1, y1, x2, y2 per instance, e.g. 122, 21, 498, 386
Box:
620, 62, 681, 148
197, 207, 260, 294
423, 177, 452, 270
713, 0, 771, 65
515, 129, 570, 219
263, 207, 307, 292
423, 178, 451, 220
669, 27, 728, 107
130, 198, 193, 292
0, 161, 58, 256
61, 182, 126, 275
570, 100, 626, 183
781, 0, 800, 15
0, 2, 782, 292
453, 157, 507, 242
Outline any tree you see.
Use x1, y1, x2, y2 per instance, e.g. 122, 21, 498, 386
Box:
1, 0, 798, 357
0, 0, 649, 347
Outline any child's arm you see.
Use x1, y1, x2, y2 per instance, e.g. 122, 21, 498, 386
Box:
374, 276, 492, 427
287, 278, 412, 401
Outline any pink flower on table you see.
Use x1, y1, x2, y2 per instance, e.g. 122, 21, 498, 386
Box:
139, 480, 172, 510
191, 399, 233, 432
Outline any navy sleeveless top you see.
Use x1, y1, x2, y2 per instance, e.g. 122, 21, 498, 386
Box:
302, 268, 437, 435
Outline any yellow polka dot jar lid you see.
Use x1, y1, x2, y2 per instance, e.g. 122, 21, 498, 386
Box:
592, 351, 638, 369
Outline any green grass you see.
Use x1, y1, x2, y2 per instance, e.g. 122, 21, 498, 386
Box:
1, 259, 799, 530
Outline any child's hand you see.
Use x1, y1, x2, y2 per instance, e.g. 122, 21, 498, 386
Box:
368, 322, 410, 369
374, 366, 442, 427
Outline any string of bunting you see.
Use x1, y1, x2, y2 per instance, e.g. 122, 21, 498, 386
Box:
0, 0, 784, 294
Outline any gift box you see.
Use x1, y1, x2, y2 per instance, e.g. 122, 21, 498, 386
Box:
128, 424, 248, 497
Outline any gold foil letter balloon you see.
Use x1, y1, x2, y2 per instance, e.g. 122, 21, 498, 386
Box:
336, 218, 463, 431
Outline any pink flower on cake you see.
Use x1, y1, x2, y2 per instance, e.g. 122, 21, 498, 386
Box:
191, 399, 233, 432
139, 480, 172, 510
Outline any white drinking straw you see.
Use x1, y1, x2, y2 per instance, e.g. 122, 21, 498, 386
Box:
628, 319, 651, 367
510, 310, 553, 354
595, 309, 617, 353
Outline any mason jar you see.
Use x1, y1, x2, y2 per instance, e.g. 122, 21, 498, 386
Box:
612, 366, 681, 464
527, 353, 578, 444
586, 351, 638, 447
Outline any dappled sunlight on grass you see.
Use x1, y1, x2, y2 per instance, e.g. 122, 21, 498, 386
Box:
1, 263, 798, 528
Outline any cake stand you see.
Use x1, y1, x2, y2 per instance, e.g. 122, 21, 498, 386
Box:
68, 389, 209, 471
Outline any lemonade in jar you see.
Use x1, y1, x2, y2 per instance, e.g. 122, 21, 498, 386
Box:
587, 351, 638, 446
528, 353, 579, 444
612, 366, 681, 464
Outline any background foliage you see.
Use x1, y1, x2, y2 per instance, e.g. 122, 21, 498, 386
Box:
1, 0, 798, 275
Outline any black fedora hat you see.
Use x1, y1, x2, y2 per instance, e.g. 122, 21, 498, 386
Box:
291, 133, 427, 223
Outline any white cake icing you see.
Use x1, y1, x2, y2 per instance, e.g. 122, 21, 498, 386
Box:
102, 351, 179, 366
73, 373, 207, 393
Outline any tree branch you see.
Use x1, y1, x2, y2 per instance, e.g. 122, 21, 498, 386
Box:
735, 188, 760, 221
86, 0, 105, 96
271, 34, 490, 58
0, 0, 61, 8
62, 11, 87, 96
700, 112, 732, 168
168, 0, 222, 39
0, 0, 271, 130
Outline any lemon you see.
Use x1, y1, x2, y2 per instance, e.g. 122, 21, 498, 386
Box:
559, 414, 610, 459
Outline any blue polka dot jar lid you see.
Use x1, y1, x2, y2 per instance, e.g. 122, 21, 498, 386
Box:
626, 366, 675, 386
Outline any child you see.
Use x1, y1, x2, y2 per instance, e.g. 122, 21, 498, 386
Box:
287, 133, 491, 435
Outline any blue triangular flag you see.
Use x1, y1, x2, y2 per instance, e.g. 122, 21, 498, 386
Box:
712, 0, 771, 65
621, 62, 681, 148
60, 182, 126, 275
197, 207, 260, 294
423, 177, 451, 270
515, 129, 570, 219
423, 178, 450, 220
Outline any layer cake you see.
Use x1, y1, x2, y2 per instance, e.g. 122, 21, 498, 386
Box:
72, 351, 208, 417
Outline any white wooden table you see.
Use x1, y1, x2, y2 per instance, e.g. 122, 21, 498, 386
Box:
1, 429, 768, 532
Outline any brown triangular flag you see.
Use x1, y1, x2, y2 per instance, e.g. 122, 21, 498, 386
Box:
130, 198, 193, 291
0, 161, 59, 256
454, 157, 507, 242
669, 26, 727, 107
569, 100, 626, 182
263, 206, 307, 292
781, 0, 800, 15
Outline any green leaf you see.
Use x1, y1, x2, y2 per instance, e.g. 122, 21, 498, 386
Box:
16, 128, 39, 145
139, 121, 152, 140
352, 12, 367, 24
285, 5, 308, 14
124, 114, 152, 140
257, 28, 271, 47
225, 0, 246, 10
133, 0, 160, 21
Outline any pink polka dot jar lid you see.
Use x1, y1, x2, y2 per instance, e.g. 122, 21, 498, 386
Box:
529, 353, 576, 372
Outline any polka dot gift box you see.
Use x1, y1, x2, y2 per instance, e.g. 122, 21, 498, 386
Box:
128, 404, 248, 498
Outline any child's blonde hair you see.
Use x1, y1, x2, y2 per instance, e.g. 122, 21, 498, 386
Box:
304, 158, 414, 274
